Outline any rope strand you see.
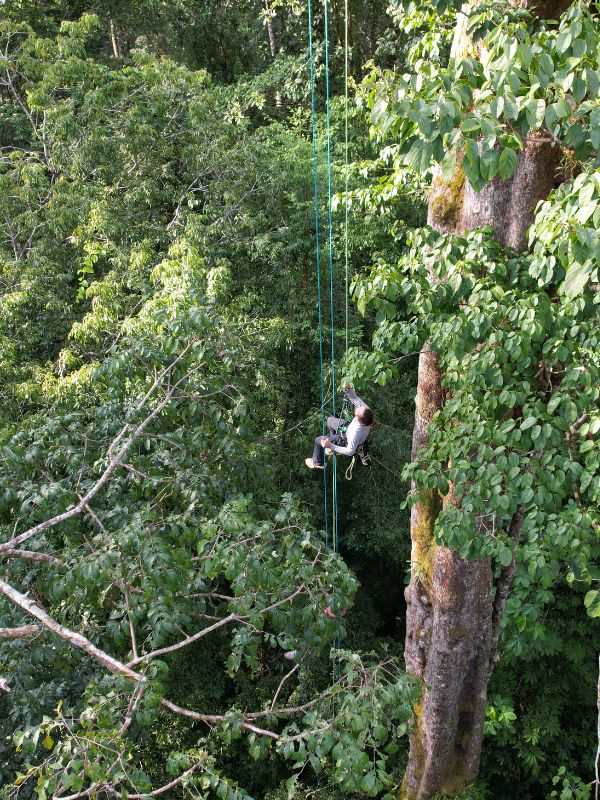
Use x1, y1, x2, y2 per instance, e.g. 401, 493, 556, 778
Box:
307, 0, 329, 540
344, 0, 349, 355
323, 0, 338, 553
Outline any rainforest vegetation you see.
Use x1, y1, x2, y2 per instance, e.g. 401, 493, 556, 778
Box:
0, 1, 599, 799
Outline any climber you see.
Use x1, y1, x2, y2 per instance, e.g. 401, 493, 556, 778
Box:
305, 383, 373, 470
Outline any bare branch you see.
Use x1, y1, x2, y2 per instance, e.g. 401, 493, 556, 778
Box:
0, 579, 141, 680
1, 548, 61, 565
0, 347, 195, 554
271, 664, 299, 710
128, 587, 305, 666
119, 685, 145, 736
124, 588, 138, 662
127, 613, 238, 667
0, 624, 40, 638
126, 756, 208, 798
0, 578, 322, 739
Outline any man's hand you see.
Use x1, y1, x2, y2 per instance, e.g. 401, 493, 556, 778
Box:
321, 438, 332, 448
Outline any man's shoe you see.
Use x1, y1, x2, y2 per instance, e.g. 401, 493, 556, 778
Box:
305, 457, 324, 470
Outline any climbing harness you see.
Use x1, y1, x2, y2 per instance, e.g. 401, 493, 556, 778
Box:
328, 413, 374, 481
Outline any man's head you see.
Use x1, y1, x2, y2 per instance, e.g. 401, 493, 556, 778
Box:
355, 404, 373, 426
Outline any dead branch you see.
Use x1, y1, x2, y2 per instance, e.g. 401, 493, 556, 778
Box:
0, 346, 195, 554
124, 588, 138, 661
0, 578, 324, 740
127, 613, 238, 667
1, 549, 62, 564
271, 664, 299, 710
127, 586, 305, 666
126, 757, 208, 798
0, 624, 40, 638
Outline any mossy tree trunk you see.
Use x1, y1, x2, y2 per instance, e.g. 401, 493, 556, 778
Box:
401, 1, 569, 797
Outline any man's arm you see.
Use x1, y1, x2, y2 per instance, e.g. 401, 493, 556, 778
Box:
328, 425, 366, 457
328, 441, 357, 456
343, 383, 367, 409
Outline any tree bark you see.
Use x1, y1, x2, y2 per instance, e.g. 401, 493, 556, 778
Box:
109, 19, 122, 60
265, 7, 282, 108
401, 1, 567, 797
266, 13, 278, 58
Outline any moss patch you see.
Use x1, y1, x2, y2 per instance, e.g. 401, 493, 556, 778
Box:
412, 489, 440, 590
428, 168, 466, 233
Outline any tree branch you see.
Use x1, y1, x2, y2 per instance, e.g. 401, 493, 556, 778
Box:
488, 504, 525, 673
0, 347, 195, 554
127, 613, 238, 667
0, 578, 322, 740
1, 548, 62, 565
0, 624, 40, 638
127, 587, 305, 667
126, 757, 208, 798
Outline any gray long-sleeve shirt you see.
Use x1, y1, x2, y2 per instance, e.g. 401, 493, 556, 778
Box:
329, 388, 371, 457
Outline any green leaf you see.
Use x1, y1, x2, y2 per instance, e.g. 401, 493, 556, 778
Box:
521, 416, 536, 430
442, 145, 459, 183
461, 115, 481, 134
561, 261, 594, 299
584, 590, 600, 617
499, 546, 513, 567
406, 139, 433, 173
498, 148, 518, 180
548, 393, 561, 414
525, 99, 545, 129
480, 149, 500, 180
555, 28, 572, 54
490, 96, 504, 118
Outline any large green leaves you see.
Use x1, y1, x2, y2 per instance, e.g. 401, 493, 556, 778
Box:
365, 2, 600, 191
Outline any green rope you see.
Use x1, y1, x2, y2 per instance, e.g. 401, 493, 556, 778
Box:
307, 0, 329, 541
323, 0, 343, 691
323, 0, 339, 555
344, 0, 349, 355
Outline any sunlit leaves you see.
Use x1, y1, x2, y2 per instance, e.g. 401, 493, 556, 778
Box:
352, 224, 599, 585
364, 1, 600, 191
529, 169, 600, 297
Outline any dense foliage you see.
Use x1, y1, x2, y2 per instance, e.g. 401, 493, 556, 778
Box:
0, 1, 598, 799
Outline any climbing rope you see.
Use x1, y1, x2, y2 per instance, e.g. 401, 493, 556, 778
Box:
307, 0, 353, 598
323, 0, 339, 556
307, 0, 329, 544
344, 0, 350, 356
345, 455, 356, 482
304, 0, 357, 704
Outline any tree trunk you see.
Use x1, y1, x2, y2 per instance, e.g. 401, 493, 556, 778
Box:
401, 1, 568, 797
266, 15, 278, 58
265, 8, 282, 108
109, 18, 122, 60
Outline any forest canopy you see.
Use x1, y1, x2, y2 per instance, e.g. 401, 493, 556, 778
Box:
0, 2, 598, 800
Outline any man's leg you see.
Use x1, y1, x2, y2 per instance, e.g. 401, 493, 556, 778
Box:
307, 434, 339, 470
327, 416, 343, 434
312, 436, 326, 467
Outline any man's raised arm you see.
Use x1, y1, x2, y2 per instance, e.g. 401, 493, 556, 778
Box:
343, 383, 368, 409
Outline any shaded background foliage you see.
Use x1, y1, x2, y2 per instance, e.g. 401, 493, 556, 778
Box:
0, 2, 598, 799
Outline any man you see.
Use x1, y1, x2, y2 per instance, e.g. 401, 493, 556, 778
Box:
305, 383, 373, 470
